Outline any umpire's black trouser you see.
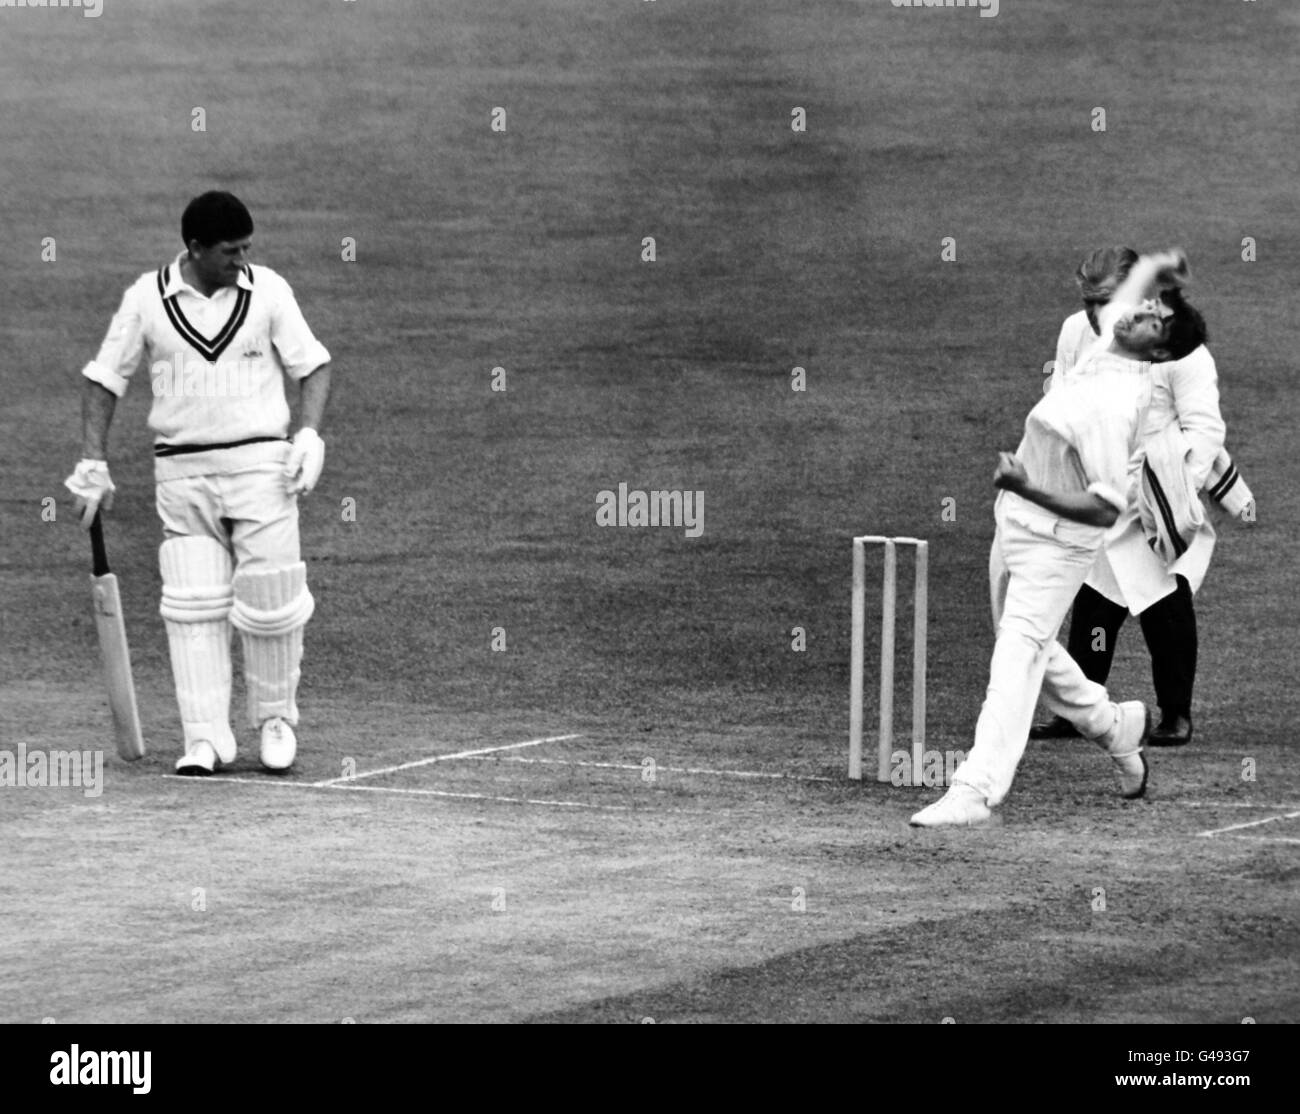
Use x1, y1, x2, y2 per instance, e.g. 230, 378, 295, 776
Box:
1064, 576, 1197, 720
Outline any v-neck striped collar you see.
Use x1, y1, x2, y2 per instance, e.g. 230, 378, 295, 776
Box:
157, 254, 254, 363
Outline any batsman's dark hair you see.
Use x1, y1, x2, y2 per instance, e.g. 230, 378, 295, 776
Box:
1160, 293, 1208, 362
181, 191, 254, 249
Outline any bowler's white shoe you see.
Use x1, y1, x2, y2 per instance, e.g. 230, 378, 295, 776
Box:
1099, 700, 1151, 799
175, 740, 218, 777
909, 785, 992, 828
260, 717, 297, 772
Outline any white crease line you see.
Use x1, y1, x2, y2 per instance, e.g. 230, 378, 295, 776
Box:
162, 771, 628, 811
162, 775, 318, 788
1219, 836, 1300, 846
461, 755, 837, 782
1180, 802, 1300, 809
324, 782, 630, 811
1197, 810, 1300, 838
311, 734, 582, 787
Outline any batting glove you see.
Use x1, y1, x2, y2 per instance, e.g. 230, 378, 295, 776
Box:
284, 428, 325, 495
64, 459, 115, 528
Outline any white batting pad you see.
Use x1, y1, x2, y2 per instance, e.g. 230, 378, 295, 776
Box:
229, 563, 314, 728
159, 536, 236, 763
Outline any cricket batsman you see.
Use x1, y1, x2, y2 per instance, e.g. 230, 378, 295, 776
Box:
910, 250, 1206, 827
65, 191, 333, 775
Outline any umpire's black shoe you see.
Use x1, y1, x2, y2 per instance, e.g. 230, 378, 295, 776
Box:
1148, 714, 1193, 747
1029, 715, 1080, 740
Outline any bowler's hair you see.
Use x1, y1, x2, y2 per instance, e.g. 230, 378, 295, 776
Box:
1159, 293, 1208, 362
181, 191, 254, 249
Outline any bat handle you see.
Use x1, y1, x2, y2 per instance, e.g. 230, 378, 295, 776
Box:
90, 512, 110, 577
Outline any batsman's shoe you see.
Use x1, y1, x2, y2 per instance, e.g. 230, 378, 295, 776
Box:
175, 740, 218, 777
1101, 700, 1150, 799
909, 785, 992, 828
260, 717, 296, 772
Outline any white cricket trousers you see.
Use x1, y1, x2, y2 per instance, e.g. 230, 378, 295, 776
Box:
952, 495, 1119, 807
154, 443, 300, 569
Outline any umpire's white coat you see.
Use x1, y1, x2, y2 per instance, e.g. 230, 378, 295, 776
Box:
1051, 311, 1225, 614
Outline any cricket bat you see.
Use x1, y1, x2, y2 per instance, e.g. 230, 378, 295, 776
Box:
89, 513, 146, 760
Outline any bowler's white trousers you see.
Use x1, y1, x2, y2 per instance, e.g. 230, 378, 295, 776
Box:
952, 493, 1119, 806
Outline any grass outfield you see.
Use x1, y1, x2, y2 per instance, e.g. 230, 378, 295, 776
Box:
1, 0, 1297, 1025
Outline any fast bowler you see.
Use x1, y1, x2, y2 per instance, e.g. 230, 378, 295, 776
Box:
910, 251, 1206, 827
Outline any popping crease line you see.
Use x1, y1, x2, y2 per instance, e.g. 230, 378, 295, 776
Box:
163, 775, 630, 812
1196, 809, 1300, 838
459, 755, 837, 782
309, 733, 582, 786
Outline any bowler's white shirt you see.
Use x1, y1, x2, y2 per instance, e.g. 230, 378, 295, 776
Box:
82, 254, 330, 446
1050, 310, 1225, 611
1015, 349, 1152, 517
1052, 309, 1224, 486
